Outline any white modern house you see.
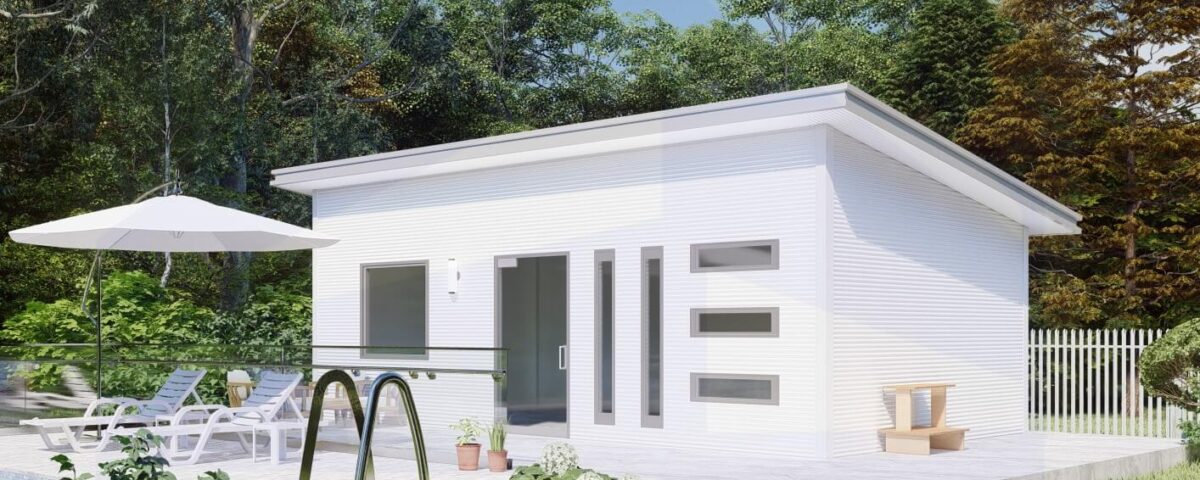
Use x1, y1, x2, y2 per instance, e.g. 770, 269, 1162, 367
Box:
271, 83, 1080, 459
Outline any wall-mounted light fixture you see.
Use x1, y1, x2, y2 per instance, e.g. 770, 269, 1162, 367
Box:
447, 258, 460, 295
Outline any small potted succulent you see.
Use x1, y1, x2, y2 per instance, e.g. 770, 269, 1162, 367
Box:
450, 418, 484, 471
488, 420, 508, 472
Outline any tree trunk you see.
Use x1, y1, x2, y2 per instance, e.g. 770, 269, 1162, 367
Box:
160, 13, 174, 289
221, 2, 261, 312
1123, 148, 1140, 299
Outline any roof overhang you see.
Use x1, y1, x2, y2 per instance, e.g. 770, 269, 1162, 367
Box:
272, 84, 1081, 235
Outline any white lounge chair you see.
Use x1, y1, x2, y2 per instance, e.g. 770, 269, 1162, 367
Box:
20, 368, 207, 452
109, 370, 304, 465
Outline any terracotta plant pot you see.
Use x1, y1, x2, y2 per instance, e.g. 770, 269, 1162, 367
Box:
456, 443, 481, 471
488, 449, 509, 472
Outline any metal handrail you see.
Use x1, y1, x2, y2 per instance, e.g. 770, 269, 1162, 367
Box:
0, 344, 510, 393
301, 369, 371, 480
356, 372, 428, 480
92, 358, 506, 376
0, 343, 509, 352
300, 369, 429, 480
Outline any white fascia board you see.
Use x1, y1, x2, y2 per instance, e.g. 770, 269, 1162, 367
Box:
271, 84, 849, 192
838, 86, 1081, 235
271, 83, 1080, 235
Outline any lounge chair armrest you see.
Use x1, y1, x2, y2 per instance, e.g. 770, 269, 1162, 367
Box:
167, 404, 227, 425
221, 406, 270, 422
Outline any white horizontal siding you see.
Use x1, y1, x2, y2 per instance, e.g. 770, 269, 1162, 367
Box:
827, 130, 1028, 457
311, 129, 823, 458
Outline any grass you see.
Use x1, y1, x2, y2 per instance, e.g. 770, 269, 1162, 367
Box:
1029, 409, 1180, 438
1123, 462, 1200, 479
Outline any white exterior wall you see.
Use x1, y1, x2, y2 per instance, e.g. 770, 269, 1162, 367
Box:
311, 129, 825, 457
826, 130, 1029, 456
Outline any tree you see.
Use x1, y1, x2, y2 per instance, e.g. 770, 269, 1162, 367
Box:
960, 0, 1200, 328
719, 0, 917, 94
881, 0, 1012, 138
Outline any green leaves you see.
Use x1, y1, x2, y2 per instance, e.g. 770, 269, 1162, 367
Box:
880, 0, 1013, 137
52, 452, 94, 480
50, 430, 226, 480
510, 464, 619, 480
1140, 318, 1200, 412
960, 0, 1200, 329
3, 269, 310, 402
450, 417, 485, 446
99, 429, 176, 480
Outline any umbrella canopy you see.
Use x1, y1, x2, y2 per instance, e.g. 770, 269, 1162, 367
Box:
8, 194, 337, 252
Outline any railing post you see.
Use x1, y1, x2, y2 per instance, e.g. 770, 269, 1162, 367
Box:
300, 370, 373, 480
355, 372, 428, 480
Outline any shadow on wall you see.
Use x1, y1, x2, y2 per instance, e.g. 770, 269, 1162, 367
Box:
827, 130, 1026, 307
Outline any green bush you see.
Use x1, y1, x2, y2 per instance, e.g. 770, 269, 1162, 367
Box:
1, 271, 207, 397
509, 442, 634, 480
510, 465, 618, 480
1, 270, 311, 402
51, 429, 229, 480
1141, 318, 1200, 458
1140, 318, 1200, 412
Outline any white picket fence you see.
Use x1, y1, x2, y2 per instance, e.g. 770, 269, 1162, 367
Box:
1028, 329, 1191, 439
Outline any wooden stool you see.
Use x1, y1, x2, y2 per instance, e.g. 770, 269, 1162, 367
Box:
880, 383, 968, 455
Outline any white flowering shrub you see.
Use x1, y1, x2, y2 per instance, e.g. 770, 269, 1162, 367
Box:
540, 442, 579, 476
577, 472, 605, 480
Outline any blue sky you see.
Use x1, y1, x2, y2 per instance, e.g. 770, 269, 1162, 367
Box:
609, 0, 724, 28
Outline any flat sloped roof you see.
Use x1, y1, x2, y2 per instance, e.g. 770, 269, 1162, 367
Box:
271, 83, 1080, 235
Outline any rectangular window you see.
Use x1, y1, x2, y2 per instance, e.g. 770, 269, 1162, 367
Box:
594, 250, 615, 425
362, 262, 428, 358
690, 373, 780, 405
690, 240, 779, 272
641, 247, 663, 428
690, 308, 779, 337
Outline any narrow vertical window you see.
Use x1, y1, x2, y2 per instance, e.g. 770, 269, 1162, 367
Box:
595, 250, 615, 425
642, 247, 663, 428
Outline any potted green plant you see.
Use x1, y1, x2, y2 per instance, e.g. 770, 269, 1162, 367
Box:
450, 418, 484, 471
488, 420, 508, 472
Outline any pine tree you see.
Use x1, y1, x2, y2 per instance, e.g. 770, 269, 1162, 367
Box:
882, 0, 1013, 138
960, 0, 1200, 328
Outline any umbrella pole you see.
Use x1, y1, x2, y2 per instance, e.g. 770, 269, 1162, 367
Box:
79, 183, 171, 398
81, 250, 104, 397
96, 255, 102, 398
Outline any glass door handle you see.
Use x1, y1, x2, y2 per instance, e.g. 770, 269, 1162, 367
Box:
558, 345, 567, 370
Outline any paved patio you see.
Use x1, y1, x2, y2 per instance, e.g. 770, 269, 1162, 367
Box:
0, 430, 1185, 479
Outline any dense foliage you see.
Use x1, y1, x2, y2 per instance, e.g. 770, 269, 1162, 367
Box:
1, 0, 1197, 330
1, 270, 310, 400
1140, 318, 1200, 412
1140, 317, 1200, 451
960, 0, 1200, 328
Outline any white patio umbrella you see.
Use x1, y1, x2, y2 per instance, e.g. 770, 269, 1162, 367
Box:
8, 189, 338, 395
9, 194, 337, 251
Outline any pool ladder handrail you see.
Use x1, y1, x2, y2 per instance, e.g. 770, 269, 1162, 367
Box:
299, 370, 429, 480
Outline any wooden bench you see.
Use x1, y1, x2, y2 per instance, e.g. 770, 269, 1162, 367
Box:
881, 383, 968, 455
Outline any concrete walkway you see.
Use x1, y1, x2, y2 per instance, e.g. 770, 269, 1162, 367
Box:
0, 431, 1185, 479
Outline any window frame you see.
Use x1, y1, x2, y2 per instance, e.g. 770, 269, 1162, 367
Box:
641, 246, 664, 428
594, 249, 616, 425
689, 307, 780, 337
360, 260, 430, 360
689, 239, 780, 273
690, 373, 780, 405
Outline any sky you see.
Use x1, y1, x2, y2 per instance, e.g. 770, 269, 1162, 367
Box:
609, 0, 725, 28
